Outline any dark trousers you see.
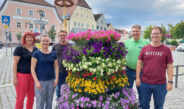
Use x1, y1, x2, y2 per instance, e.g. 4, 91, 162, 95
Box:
126, 67, 142, 105
56, 72, 68, 98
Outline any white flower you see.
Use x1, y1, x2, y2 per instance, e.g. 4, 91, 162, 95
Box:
83, 64, 88, 69
72, 68, 76, 72
101, 63, 106, 68
108, 63, 112, 67
117, 60, 121, 64
88, 62, 92, 65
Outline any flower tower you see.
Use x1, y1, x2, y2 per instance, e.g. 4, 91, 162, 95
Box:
59, 30, 139, 109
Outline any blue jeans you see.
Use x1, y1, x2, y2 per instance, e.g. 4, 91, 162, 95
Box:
126, 68, 142, 105
126, 68, 136, 88
56, 72, 68, 98
140, 82, 167, 109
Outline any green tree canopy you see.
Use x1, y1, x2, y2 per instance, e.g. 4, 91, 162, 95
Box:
48, 27, 56, 42
144, 25, 153, 40
16, 32, 22, 43
171, 21, 184, 40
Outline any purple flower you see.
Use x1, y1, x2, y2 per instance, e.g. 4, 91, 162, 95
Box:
99, 95, 103, 101
114, 92, 120, 98
72, 94, 78, 99
98, 102, 102, 108
91, 100, 97, 108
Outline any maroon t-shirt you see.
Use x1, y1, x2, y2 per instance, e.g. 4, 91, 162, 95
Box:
138, 44, 173, 84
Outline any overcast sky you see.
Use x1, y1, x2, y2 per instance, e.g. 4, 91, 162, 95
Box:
1, 0, 184, 31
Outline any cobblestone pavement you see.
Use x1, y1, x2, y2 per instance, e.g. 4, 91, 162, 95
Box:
0, 47, 184, 109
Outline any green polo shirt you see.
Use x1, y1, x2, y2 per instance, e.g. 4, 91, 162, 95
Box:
124, 38, 149, 69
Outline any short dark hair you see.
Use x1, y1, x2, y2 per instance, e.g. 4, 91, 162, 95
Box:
151, 27, 163, 34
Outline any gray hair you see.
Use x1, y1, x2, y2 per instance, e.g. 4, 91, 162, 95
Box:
131, 24, 141, 30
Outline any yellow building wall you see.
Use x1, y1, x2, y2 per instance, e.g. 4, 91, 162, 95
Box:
69, 6, 96, 32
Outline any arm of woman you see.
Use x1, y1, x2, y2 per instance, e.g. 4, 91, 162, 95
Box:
54, 59, 59, 87
12, 56, 20, 86
31, 57, 42, 89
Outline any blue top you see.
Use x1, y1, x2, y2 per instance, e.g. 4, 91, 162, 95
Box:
32, 50, 57, 81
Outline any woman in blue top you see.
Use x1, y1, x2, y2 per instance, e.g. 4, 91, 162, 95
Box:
31, 35, 59, 109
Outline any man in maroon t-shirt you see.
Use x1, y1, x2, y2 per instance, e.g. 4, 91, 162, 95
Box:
136, 27, 173, 109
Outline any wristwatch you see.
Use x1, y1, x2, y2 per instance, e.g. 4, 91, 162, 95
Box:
168, 81, 173, 84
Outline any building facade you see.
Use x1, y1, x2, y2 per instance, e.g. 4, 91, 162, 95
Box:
94, 14, 108, 31
107, 23, 115, 31
0, 0, 62, 43
55, 0, 96, 34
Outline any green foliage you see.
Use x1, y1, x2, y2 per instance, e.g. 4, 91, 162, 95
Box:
144, 25, 153, 40
48, 27, 56, 42
161, 24, 167, 43
170, 40, 178, 46
171, 21, 184, 40
16, 32, 22, 43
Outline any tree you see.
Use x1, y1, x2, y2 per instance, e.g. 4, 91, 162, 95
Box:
160, 24, 167, 43
144, 25, 153, 40
48, 27, 56, 42
16, 32, 22, 43
171, 21, 184, 40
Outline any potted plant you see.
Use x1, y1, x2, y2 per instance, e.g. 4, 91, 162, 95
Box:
59, 30, 139, 109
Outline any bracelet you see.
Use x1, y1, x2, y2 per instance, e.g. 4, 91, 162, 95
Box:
168, 81, 173, 84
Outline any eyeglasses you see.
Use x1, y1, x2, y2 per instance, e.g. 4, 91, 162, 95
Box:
60, 35, 66, 36
151, 33, 161, 35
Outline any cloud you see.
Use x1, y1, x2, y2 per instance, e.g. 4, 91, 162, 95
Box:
86, 0, 184, 29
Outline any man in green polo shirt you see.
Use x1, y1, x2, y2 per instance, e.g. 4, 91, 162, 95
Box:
124, 24, 149, 106
124, 24, 149, 88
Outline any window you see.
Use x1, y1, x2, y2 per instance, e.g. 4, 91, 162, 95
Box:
78, 23, 80, 27
29, 10, 34, 16
17, 22, 21, 28
97, 26, 99, 29
16, 8, 22, 15
87, 24, 89, 29
74, 22, 76, 27
81, 14, 82, 17
104, 28, 106, 30
40, 11, 45, 18
41, 25, 45, 30
81, 23, 83, 28
76, 13, 78, 16
92, 25, 94, 29
29, 23, 33, 29
101, 27, 103, 30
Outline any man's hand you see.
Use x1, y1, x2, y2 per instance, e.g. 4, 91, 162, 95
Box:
54, 79, 58, 87
167, 83, 173, 91
136, 78, 141, 87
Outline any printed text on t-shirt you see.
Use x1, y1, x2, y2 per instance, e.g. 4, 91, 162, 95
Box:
145, 51, 163, 56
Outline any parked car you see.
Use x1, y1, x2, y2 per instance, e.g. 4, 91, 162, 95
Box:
176, 43, 184, 52
0, 41, 3, 49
